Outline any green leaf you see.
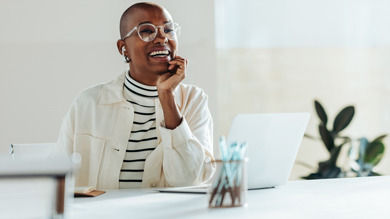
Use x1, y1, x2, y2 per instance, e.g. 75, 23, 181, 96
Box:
319, 124, 334, 152
364, 141, 385, 165
372, 134, 387, 142
333, 106, 355, 134
315, 100, 328, 125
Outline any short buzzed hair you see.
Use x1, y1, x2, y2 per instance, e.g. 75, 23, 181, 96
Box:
119, 2, 164, 39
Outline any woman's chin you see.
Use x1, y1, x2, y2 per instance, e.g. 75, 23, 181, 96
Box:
153, 65, 170, 75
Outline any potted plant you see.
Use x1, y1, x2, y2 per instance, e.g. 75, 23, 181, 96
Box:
302, 100, 386, 179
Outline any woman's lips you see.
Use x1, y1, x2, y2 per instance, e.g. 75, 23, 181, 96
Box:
149, 55, 171, 62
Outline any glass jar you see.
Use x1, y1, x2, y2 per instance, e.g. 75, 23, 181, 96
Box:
208, 158, 248, 208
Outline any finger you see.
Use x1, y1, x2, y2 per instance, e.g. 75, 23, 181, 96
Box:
168, 62, 185, 70
169, 55, 185, 61
168, 57, 187, 76
174, 55, 184, 59
173, 58, 188, 69
168, 62, 180, 70
172, 55, 185, 62
168, 60, 186, 72
169, 58, 185, 64
168, 59, 186, 65
169, 66, 179, 75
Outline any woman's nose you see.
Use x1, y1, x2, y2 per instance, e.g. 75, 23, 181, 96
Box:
153, 27, 168, 44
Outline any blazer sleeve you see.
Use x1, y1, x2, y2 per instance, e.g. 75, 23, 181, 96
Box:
159, 91, 216, 186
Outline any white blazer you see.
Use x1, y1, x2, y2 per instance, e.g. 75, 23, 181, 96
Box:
54, 71, 216, 189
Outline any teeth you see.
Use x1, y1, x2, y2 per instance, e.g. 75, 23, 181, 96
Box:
149, 50, 169, 56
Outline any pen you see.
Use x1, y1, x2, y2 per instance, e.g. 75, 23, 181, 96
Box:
209, 137, 248, 207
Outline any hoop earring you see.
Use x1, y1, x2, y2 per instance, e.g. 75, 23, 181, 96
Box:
121, 47, 130, 63
123, 55, 130, 63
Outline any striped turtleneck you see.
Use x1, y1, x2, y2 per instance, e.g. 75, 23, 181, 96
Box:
119, 70, 159, 189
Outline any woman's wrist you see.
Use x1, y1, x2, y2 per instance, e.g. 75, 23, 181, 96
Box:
158, 90, 182, 129
158, 90, 176, 108
158, 89, 174, 98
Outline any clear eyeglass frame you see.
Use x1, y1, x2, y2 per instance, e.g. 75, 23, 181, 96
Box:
122, 22, 181, 42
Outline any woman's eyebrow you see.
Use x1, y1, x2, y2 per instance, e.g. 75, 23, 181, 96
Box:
138, 21, 152, 25
138, 20, 171, 25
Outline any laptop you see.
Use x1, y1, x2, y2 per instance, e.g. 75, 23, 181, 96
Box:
157, 113, 310, 194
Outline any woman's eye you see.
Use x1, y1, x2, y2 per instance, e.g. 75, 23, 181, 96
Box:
164, 29, 173, 33
140, 30, 154, 34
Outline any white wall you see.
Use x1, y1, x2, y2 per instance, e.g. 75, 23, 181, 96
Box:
215, 0, 390, 179
0, 0, 218, 155
216, 0, 390, 48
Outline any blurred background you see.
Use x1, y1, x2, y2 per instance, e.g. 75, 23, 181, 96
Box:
1, 0, 389, 180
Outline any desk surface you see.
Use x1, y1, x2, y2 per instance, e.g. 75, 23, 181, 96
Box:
69, 176, 390, 219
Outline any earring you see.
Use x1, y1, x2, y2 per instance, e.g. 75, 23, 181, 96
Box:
122, 46, 130, 63
123, 55, 130, 63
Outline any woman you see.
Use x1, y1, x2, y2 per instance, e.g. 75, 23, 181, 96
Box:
54, 2, 215, 189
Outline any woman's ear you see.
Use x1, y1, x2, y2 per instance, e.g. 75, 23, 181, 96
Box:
116, 40, 126, 56
117, 40, 131, 63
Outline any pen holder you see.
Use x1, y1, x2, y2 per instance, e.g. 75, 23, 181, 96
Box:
208, 158, 248, 208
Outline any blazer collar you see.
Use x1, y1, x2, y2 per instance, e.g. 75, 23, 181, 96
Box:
99, 71, 183, 108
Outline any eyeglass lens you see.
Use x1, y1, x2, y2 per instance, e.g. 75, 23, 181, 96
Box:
138, 23, 180, 42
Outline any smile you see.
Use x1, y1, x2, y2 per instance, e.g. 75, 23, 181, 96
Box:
148, 50, 170, 57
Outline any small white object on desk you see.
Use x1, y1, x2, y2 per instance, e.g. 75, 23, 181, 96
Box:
75, 186, 96, 194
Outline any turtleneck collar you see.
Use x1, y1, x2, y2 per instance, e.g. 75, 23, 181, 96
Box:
124, 69, 158, 98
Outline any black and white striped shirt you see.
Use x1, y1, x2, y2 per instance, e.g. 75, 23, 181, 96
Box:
119, 71, 158, 189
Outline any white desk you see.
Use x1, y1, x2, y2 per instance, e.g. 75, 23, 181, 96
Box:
70, 176, 390, 219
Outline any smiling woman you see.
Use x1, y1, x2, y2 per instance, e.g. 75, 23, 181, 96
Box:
52, 2, 216, 189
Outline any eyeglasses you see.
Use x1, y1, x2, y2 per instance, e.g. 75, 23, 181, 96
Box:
122, 22, 181, 42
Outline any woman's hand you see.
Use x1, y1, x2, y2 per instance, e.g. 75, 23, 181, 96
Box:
156, 55, 188, 129
156, 55, 188, 93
